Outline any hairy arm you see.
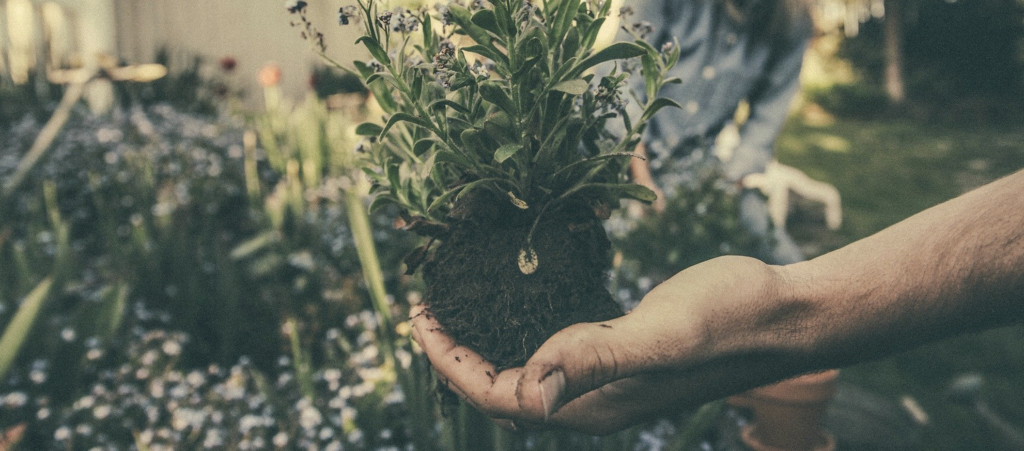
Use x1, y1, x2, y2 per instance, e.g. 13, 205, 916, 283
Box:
412, 170, 1024, 435
774, 169, 1024, 366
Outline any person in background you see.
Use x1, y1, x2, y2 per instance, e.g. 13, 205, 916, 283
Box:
621, 0, 814, 264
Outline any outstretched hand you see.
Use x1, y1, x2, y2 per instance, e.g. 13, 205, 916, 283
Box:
412, 170, 1024, 435
410, 256, 807, 435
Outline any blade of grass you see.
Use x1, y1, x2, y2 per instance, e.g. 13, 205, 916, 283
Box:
0, 278, 54, 382
343, 188, 397, 366
285, 317, 315, 400
1, 74, 90, 199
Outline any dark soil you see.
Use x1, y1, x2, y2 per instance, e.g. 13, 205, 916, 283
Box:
422, 193, 623, 372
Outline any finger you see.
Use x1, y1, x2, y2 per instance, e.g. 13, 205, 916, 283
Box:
543, 354, 803, 435
543, 373, 683, 434
409, 304, 430, 345
409, 307, 525, 417
514, 313, 668, 423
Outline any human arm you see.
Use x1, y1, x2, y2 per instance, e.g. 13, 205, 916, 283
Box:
410, 169, 1024, 435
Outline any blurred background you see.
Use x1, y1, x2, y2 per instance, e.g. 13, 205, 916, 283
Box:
1, 0, 1022, 450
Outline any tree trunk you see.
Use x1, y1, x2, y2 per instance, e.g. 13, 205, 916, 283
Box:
884, 0, 907, 104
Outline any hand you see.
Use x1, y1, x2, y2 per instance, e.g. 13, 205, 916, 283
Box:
411, 256, 805, 435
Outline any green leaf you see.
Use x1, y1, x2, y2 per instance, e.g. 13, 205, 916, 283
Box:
422, 8, 436, 53
413, 138, 439, 156
460, 128, 490, 159
553, 0, 582, 47
635, 39, 662, 101
94, 283, 129, 340
455, 177, 505, 201
462, 44, 501, 63
231, 231, 281, 260
449, 5, 492, 45
419, 153, 437, 180
493, 1, 515, 37
610, 183, 658, 202
361, 167, 386, 183
0, 278, 53, 381
640, 98, 683, 123
435, 149, 475, 168
366, 72, 400, 88
353, 60, 374, 79
580, 17, 606, 49
479, 81, 516, 115
642, 53, 659, 102
564, 182, 658, 203
386, 162, 402, 191
562, 26, 580, 60
551, 79, 590, 95
355, 122, 384, 136
471, 10, 500, 36
494, 144, 522, 163
368, 193, 399, 213
380, 112, 433, 138
483, 112, 516, 143
551, 152, 638, 179
569, 42, 646, 77
428, 99, 471, 115
356, 36, 391, 65
427, 185, 466, 213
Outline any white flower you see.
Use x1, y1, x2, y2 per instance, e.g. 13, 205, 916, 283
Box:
203, 429, 224, 448
299, 406, 323, 430
74, 395, 96, 410
54, 426, 71, 441
162, 340, 182, 356
93, 404, 112, 420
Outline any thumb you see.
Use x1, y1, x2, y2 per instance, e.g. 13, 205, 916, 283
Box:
514, 314, 658, 422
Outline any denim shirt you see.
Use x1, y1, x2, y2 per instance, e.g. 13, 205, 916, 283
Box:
618, 0, 812, 182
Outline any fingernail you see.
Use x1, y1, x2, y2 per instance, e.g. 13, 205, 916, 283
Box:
539, 370, 565, 421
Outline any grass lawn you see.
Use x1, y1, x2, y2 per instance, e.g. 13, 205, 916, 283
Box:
776, 116, 1024, 450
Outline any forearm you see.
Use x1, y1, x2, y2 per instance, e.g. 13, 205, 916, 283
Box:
772, 170, 1024, 368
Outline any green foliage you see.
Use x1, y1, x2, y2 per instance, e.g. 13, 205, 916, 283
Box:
348, 0, 679, 244
613, 165, 760, 286
839, 0, 1024, 109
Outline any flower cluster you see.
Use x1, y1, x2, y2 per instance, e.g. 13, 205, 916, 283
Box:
287, 0, 326, 52
433, 40, 459, 88
390, 9, 420, 33
1, 98, 419, 448
339, 5, 360, 25
0, 307, 416, 450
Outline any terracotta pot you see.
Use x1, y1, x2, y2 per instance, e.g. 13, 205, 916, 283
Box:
727, 370, 839, 451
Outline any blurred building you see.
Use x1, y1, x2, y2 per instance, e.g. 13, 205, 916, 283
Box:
0, 0, 364, 98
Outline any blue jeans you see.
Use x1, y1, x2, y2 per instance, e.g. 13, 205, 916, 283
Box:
738, 189, 805, 265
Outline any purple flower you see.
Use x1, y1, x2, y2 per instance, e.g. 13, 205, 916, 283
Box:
285, 0, 307, 14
